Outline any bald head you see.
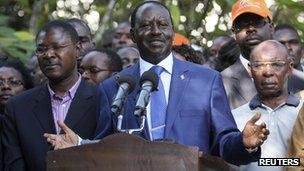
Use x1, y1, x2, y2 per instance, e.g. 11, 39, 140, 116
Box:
250, 40, 289, 62
249, 40, 293, 100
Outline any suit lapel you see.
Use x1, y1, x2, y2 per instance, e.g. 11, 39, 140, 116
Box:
165, 58, 190, 137
33, 85, 56, 134
231, 60, 256, 102
63, 79, 93, 131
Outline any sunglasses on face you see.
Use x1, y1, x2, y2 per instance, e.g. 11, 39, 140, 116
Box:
232, 19, 268, 33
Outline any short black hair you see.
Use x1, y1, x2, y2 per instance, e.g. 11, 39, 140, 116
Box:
275, 24, 300, 38
130, 1, 173, 28
88, 49, 123, 72
36, 20, 79, 43
66, 18, 92, 37
0, 58, 34, 90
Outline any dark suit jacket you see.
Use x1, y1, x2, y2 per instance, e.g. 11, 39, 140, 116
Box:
2, 79, 99, 171
288, 65, 304, 94
221, 59, 304, 110
94, 58, 260, 165
221, 59, 256, 110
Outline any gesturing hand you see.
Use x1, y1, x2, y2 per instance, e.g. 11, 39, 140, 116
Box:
242, 113, 269, 149
44, 121, 79, 150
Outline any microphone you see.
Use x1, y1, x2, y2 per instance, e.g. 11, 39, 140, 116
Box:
111, 74, 135, 116
134, 70, 159, 117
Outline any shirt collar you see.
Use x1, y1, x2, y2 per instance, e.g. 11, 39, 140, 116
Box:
48, 73, 82, 100
240, 54, 250, 73
249, 94, 300, 110
139, 52, 173, 76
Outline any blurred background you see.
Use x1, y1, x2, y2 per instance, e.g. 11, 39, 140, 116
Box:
0, 0, 303, 63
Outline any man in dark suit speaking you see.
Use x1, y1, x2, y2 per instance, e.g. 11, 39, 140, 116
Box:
2, 20, 99, 170
45, 1, 269, 165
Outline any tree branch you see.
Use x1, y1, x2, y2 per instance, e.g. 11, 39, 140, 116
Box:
29, 0, 48, 34
93, 0, 117, 44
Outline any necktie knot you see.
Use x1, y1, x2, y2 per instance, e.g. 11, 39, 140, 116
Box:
150, 65, 164, 76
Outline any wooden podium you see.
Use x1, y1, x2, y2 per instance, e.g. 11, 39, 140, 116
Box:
47, 133, 236, 171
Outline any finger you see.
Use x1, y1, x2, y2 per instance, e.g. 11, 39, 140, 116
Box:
259, 134, 267, 141
255, 122, 267, 132
44, 133, 57, 139
260, 122, 266, 128
57, 121, 72, 134
264, 129, 270, 135
248, 113, 261, 124
54, 145, 60, 150
259, 139, 264, 144
258, 133, 265, 139
262, 128, 270, 135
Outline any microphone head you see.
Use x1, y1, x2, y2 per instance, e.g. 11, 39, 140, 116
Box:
117, 74, 135, 92
140, 70, 159, 91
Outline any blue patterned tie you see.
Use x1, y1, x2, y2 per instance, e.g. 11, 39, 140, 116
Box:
150, 66, 167, 140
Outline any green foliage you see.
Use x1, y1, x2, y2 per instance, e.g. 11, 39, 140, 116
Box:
0, 14, 35, 63
169, 3, 180, 30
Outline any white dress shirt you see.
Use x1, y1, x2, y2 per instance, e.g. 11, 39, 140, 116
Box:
232, 95, 302, 171
139, 53, 173, 140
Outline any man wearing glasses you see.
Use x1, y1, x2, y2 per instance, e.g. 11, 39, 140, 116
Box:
2, 20, 99, 170
232, 40, 303, 171
67, 18, 95, 72
221, 0, 274, 109
80, 49, 123, 85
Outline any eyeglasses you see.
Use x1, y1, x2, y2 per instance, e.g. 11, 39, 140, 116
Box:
0, 79, 23, 87
35, 43, 73, 56
232, 19, 268, 33
79, 66, 115, 74
79, 36, 91, 44
250, 60, 288, 71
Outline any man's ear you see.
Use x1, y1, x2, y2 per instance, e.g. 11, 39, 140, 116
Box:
288, 58, 294, 75
248, 63, 252, 78
75, 41, 82, 57
268, 20, 274, 38
130, 28, 136, 43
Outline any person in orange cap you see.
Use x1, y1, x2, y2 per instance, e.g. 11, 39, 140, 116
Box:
221, 0, 274, 109
173, 33, 190, 46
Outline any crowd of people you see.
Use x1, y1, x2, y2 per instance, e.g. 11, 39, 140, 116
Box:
0, 0, 303, 170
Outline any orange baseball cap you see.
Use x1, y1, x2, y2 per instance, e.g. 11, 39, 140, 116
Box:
231, 0, 272, 24
173, 33, 190, 46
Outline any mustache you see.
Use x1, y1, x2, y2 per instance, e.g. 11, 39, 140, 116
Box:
261, 81, 277, 86
42, 60, 59, 66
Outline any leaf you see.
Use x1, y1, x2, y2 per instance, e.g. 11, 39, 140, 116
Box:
14, 31, 35, 41
169, 4, 180, 28
0, 26, 16, 37
0, 15, 9, 26
0, 37, 17, 46
4, 47, 28, 63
